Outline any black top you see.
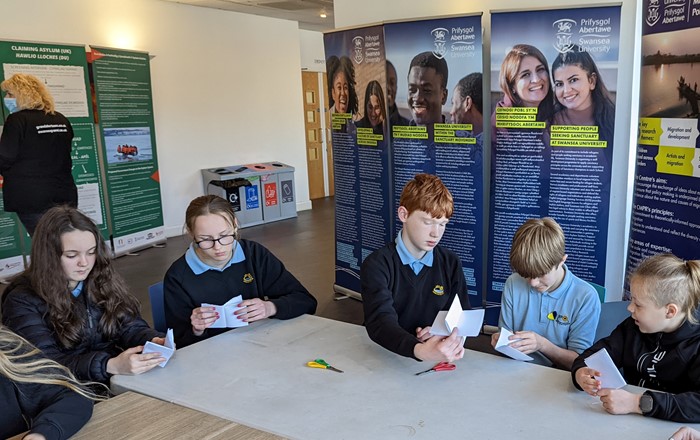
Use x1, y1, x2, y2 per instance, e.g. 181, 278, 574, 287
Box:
164, 239, 317, 347
0, 109, 77, 213
0, 347, 93, 439
361, 242, 469, 359
2, 276, 162, 383
571, 314, 700, 422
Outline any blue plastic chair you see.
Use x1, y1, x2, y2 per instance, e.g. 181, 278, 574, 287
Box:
148, 282, 166, 333
594, 300, 630, 342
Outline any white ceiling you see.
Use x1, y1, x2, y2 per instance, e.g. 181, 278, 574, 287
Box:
160, 0, 335, 32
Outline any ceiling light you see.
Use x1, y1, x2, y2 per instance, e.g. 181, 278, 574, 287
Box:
320, 9, 327, 18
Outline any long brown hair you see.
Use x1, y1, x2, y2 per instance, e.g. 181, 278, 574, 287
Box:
25, 206, 141, 348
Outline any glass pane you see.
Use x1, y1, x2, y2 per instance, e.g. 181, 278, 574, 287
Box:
308, 129, 317, 142
306, 110, 316, 123
305, 91, 315, 104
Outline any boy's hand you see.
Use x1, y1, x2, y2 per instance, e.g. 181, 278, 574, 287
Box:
575, 367, 602, 395
508, 330, 543, 354
490, 332, 500, 348
414, 327, 464, 362
597, 389, 641, 415
415, 326, 432, 342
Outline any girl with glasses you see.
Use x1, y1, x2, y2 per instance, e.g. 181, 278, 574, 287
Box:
164, 195, 317, 347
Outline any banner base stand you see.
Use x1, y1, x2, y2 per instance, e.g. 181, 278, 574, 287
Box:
333, 284, 361, 301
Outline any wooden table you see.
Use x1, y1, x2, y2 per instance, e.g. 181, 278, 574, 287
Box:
11, 391, 285, 439
112, 315, 700, 439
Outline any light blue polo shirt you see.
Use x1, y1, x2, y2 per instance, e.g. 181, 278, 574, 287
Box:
184, 242, 246, 275
395, 230, 434, 275
498, 265, 601, 365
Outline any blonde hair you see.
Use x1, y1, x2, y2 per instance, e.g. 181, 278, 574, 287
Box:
0, 326, 107, 400
510, 217, 566, 279
399, 173, 454, 219
632, 253, 700, 325
1, 73, 56, 113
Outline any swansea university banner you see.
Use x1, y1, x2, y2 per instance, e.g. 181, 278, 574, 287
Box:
626, 1, 700, 295
0, 40, 108, 270
384, 15, 484, 307
487, 6, 621, 321
325, 25, 392, 297
90, 47, 165, 255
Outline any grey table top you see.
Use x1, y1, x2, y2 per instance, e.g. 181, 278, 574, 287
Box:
112, 315, 698, 439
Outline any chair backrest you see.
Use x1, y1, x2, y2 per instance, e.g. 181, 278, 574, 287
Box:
594, 300, 630, 342
148, 282, 166, 333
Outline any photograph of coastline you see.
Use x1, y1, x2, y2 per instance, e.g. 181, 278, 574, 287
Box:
641, 27, 700, 118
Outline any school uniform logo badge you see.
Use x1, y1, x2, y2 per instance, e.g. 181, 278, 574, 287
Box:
547, 311, 570, 325
243, 273, 254, 283
432, 285, 445, 296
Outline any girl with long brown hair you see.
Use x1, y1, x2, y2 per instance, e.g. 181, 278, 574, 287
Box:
1, 206, 165, 383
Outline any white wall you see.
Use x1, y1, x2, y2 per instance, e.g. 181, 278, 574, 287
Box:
0, 0, 311, 236
334, 0, 642, 299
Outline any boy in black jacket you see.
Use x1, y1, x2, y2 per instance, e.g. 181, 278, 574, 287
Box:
361, 173, 467, 362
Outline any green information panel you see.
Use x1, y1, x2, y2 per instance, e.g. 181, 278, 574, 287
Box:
90, 46, 164, 255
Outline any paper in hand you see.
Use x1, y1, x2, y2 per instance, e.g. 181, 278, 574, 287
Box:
143, 328, 176, 367
202, 295, 248, 328
584, 348, 626, 389
494, 328, 533, 361
429, 295, 485, 337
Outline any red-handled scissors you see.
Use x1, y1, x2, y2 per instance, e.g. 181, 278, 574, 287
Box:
415, 362, 456, 376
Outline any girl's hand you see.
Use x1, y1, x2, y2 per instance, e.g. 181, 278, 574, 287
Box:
235, 298, 277, 322
106, 346, 164, 375
190, 306, 219, 335
575, 367, 602, 395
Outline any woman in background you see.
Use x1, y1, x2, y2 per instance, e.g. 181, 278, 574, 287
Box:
491, 44, 554, 142
1, 325, 102, 439
0, 73, 77, 235
355, 80, 387, 135
551, 45, 616, 144
2, 206, 165, 384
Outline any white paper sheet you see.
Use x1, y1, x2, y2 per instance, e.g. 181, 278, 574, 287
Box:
143, 328, 176, 367
429, 296, 485, 337
202, 295, 249, 328
494, 328, 533, 361
584, 348, 626, 389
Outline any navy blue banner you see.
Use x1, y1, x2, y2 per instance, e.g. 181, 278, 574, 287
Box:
384, 15, 484, 308
626, 0, 700, 296
487, 6, 621, 321
325, 25, 391, 295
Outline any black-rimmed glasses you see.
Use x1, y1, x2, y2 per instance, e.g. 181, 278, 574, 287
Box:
195, 234, 236, 249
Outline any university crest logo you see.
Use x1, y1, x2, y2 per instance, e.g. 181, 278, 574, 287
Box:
552, 19, 576, 54
430, 27, 448, 59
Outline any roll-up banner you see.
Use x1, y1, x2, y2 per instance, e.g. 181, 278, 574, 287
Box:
0, 40, 108, 276
384, 15, 484, 308
325, 15, 484, 306
89, 47, 165, 256
626, 1, 700, 294
487, 6, 621, 323
325, 25, 392, 298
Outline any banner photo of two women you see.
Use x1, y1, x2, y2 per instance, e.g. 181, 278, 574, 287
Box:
325, 15, 484, 306
487, 6, 621, 314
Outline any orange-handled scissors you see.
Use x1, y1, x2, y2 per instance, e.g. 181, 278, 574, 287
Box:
415, 361, 456, 376
306, 358, 344, 373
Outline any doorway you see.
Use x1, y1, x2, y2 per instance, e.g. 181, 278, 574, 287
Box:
301, 70, 334, 199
